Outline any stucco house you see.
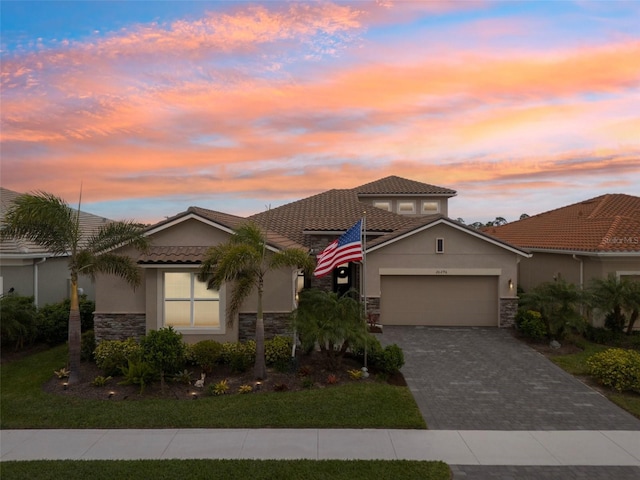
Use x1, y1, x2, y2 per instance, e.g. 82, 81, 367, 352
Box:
94, 176, 530, 344
0, 187, 112, 306
486, 194, 640, 291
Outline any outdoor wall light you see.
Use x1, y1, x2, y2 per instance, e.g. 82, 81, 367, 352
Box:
508, 279, 513, 290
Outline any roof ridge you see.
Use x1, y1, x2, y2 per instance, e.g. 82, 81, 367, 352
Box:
586, 194, 612, 220
599, 215, 623, 249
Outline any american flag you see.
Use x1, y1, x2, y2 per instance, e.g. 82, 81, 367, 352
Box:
313, 219, 363, 278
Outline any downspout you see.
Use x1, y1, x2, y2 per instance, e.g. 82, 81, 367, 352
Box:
33, 257, 47, 308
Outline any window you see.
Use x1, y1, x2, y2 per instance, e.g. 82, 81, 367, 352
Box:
397, 201, 416, 214
436, 238, 444, 253
164, 272, 220, 329
422, 201, 439, 214
373, 200, 391, 211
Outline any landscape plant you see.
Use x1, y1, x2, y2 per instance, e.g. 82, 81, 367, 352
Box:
94, 338, 143, 377
1, 191, 149, 384
140, 326, 186, 392
197, 221, 314, 379
0, 294, 39, 350
37, 296, 95, 346
291, 289, 369, 370
515, 309, 547, 340
587, 348, 640, 393
191, 339, 223, 373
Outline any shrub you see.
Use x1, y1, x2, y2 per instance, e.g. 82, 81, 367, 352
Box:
380, 344, 405, 374
119, 358, 157, 394
584, 325, 623, 346
265, 336, 292, 366
238, 384, 253, 394
587, 348, 640, 393
191, 340, 223, 373
207, 379, 229, 396
516, 310, 547, 341
141, 327, 186, 390
326, 374, 338, 385
0, 295, 39, 349
348, 369, 363, 380
172, 369, 194, 385
81, 330, 96, 362
352, 334, 384, 365
54, 367, 70, 379
221, 341, 255, 373
37, 296, 95, 346
301, 377, 314, 389
94, 338, 143, 377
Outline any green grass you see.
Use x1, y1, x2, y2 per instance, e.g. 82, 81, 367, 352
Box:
1, 459, 451, 480
1, 345, 426, 429
550, 339, 640, 419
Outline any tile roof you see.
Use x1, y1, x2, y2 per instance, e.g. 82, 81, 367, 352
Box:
354, 175, 457, 196
1, 187, 114, 257
486, 194, 640, 253
248, 188, 415, 247
138, 246, 210, 264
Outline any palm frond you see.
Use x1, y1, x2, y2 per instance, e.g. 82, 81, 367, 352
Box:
1, 192, 77, 255
269, 248, 314, 273
85, 221, 150, 254
87, 253, 142, 287
227, 273, 255, 324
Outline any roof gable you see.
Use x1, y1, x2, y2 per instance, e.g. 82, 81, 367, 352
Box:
486, 194, 640, 253
366, 215, 530, 257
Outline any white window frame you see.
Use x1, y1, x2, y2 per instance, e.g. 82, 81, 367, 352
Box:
422, 201, 440, 214
373, 200, 392, 211
160, 270, 224, 334
436, 237, 445, 254
397, 201, 416, 214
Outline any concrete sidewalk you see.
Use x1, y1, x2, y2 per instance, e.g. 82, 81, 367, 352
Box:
2, 429, 640, 466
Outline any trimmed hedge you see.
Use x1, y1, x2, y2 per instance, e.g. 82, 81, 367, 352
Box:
587, 348, 640, 393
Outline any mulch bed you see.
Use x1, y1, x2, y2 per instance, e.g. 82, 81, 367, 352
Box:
42, 351, 406, 401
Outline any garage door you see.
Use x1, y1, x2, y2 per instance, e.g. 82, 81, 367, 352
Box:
380, 275, 498, 326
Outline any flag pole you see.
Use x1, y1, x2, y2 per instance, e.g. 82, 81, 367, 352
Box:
362, 211, 368, 375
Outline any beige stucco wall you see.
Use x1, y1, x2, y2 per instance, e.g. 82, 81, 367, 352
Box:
366, 223, 520, 300
518, 252, 640, 293
94, 216, 298, 343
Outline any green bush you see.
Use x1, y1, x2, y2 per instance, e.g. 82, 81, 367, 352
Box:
81, 330, 96, 362
94, 338, 143, 377
587, 348, 640, 393
352, 335, 384, 366
0, 295, 39, 349
515, 310, 547, 341
37, 296, 95, 345
265, 336, 293, 366
584, 325, 623, 346
191, 340, 223, 373
141, 327, 186, 387
221, 341, 255, 373
119, 358, 157, 394
380, 344, 405, 374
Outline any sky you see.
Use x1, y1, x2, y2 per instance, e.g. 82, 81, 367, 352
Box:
1, 0, 639, 226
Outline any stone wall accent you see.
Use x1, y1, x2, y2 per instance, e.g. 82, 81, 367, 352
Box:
94, 312, 146, 343
365, 296, 380, 324
499, 298, 519, 328
238, 312, 292, 342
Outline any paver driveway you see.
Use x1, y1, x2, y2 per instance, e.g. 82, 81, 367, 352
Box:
379, 326, 640, 431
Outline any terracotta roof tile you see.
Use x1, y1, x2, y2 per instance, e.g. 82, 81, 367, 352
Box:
487, 194, 640, 253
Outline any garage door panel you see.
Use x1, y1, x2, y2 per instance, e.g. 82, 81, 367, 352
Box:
381, 276, 498, 326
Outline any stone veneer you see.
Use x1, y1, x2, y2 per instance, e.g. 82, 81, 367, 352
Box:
238, 312, 293, 342
499, 297, 519, 328
93, 312, 146, 343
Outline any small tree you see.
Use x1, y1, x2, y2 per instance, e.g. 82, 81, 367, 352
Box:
198, 222, 314, 379
0, 295, 39, 350
291, 289, 369, 371
141, 327, 186, 393
587, 274, 628, 333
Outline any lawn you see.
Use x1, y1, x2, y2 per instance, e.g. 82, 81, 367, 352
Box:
0, 459, 451, 480
0, 345, 426, 429
548, 339, 640, 419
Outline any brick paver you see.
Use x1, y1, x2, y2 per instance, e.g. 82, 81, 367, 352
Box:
378, 327, 640, 431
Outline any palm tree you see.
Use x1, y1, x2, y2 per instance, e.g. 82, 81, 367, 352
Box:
197, 222, 314, 379
1, 191, 149, 384
624, 279, 640, 335
586, 273, 628, 333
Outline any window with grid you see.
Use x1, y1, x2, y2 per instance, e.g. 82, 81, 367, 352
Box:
163, 272, 220, 328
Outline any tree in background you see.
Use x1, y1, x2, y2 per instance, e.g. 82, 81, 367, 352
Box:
1, 192, 149, 384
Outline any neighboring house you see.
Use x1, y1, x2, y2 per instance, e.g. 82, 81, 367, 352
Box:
94, 176, 530, 344
486, 194, 640, 325
0, 187, 113, 306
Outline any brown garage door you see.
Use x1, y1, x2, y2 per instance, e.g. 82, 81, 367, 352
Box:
380, 275, 498, 326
